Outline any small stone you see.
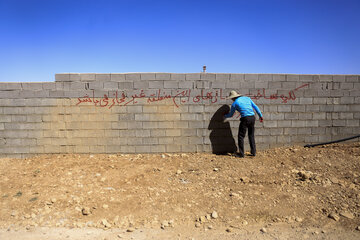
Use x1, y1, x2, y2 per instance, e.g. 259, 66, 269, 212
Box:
339, 211, 354, 219
295, 217, 303, 222
205, 214, 211, 220
101, 219, 112, 228
260, 227, 267, 233
51, 198, 57, 203
127, 227, 135, 232
356, 226, 360, 231
117, 234, 122, 238
81, 207, 91, 216
226, 228, 232, 232
229, 192, 239, 197
199, 216, 207, 223
176, 170, 182, 175
242, 220, 248, 225
195, 222, 201, 228
211, 211, 218, 219
328, 212, 340, 221
208, 225, 213, 229
213, 168, 219, 172
161, 154, 166, 159
103, 204, 109, 209
240, 177, 250, 183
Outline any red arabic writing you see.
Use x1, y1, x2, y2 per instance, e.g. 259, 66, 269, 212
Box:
75, 84, 309, 109
76, 89, 227, 109
247, 83, 309, 103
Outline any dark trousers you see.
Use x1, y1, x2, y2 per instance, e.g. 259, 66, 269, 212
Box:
238, 115, 256, 157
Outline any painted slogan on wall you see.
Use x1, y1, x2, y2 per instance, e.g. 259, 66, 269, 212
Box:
75, 84, 310, 109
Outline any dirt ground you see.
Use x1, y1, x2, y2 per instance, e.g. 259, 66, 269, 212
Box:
1, 142, 360, 239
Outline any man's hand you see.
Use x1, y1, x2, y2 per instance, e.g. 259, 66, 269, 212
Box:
259, 117, 264, 123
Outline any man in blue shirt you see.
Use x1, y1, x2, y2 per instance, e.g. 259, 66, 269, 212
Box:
224, 90, 263, 158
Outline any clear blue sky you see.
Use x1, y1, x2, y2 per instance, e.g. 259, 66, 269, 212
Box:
0, 0, 359, 82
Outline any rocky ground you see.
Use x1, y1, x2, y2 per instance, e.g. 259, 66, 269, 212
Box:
1, 142, 360, 239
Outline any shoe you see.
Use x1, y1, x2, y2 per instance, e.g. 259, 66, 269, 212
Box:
234, 153, 244, 158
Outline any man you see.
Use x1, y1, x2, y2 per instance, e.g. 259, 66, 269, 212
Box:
224, 90, 263, 158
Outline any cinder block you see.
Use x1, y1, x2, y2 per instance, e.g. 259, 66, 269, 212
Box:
230, 74, 244, 81
55, 74, 70, 82
201, 73, 216, 80
211, 82, 225, 89
181, 144, 196, 152
305, 120, 318, 127
186, 73, 201, 80
126, 106, 142, 113
269, 113, 284, 120
136, 129, 151, 137
312, 112, 326, 120
286, 75, 300, 81
110, 73, 126, 81
255, 82, 268, 89
333, 75, 346, 81
0, 83, 22, 90
272, 74, 286, 81
340, 97, 354, 104
166, 144, 181, 152
170, 74, 186, 81
291, 120, 306, 127
125, 74, 141, 81
21, 83, 43, 91
240, 81, 255, 89
299, 98, 313, 104
135, 146, 151, 153
143, 122, 158, 129
150, 129, 166, 137
319, 75, 333, 82
151, 145, 166, 153
159, 137, 174, 144
277, 105, 291, 112
164, 81, 178, 89
270, 128, 283, 136
0, 90, 20, 98
189, 136, 203, 144
244, 74, 258, 81
178, 81, 193, 89
311, 127, 326, 135
189, 121, 204, 128
345, 75, 358, 82
127, 121, 142, 129
277, 120, 291, 127
313, 98, 327, 104
103, 82, 119, 89
225, 81, 241, 89
258, 74, 272, 81
140, 73, 155, 80
149, 81, 164, 89
346, 120, 359, 127
143, 137, 159, 145
263, 120, 277, 128
88, 82, 104, 90
134, 81, 149, 89
284, 127, 297, 135
166, 129, 181, 137
157, 122, 174, 128
156, 73, 171, 80
96, 74, 111, 81
118, 82, 133, 89
216, 74, 230, 81
69, 73, 81, 81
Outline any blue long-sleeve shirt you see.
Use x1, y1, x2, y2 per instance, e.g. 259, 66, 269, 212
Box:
224, 96, 263, 118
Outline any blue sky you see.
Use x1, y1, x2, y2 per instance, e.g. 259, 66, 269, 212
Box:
0, 0, 359, 82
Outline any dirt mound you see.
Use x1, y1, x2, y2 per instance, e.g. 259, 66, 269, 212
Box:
1, 142, 360, 239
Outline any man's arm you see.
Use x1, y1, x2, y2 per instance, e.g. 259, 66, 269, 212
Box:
250, 99, 262, 118
224, 103, 236, 118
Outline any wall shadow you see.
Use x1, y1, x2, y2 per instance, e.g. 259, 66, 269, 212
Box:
208, 105, 237, 155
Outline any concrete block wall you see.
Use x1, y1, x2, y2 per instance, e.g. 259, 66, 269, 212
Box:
0, 73, 359, 158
